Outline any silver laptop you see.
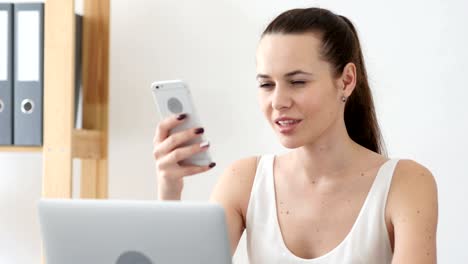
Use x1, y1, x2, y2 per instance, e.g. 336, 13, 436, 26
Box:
38, 199, 232, 264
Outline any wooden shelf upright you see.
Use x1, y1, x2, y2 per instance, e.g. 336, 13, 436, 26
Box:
42, 0, 110, 199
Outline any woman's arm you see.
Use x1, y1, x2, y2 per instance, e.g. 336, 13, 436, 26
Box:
209, 156, 258, 255
388, 160, 438, 264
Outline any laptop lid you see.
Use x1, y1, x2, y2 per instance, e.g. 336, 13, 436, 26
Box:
37, 199, 232, 264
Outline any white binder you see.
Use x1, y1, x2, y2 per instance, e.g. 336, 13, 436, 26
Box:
13, 3, 44, 146
0, 3, 13, 145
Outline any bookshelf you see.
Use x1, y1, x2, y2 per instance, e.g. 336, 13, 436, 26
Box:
42, 0, 110, 198
1, 0, 109, 262
1, 0, 110, 198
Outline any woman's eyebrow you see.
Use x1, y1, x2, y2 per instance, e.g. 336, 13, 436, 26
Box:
284, 70, 313, 77
256, 74, 270, 80
256, 70, 313, 80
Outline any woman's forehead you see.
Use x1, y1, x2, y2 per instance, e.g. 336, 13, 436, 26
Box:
256, 33, 326, 76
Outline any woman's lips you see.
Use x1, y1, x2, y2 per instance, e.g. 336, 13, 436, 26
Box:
275, 120, 302, 134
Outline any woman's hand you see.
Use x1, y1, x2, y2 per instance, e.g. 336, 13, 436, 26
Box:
153, 113, 215, 200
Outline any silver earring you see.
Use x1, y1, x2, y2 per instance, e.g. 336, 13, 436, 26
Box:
341, 96, 347, 102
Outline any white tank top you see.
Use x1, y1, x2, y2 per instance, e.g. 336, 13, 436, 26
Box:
246, 154, 399, 264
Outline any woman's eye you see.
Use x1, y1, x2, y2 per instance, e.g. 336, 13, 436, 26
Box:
259, 83, 274, 88
291, 80, 306, 86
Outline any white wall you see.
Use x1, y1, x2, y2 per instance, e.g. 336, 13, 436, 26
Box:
0, 0, 466, 263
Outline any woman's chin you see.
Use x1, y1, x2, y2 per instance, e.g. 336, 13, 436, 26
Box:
278, 136, 304, 149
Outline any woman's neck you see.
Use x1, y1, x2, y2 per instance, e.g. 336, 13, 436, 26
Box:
290, 121, 368, 183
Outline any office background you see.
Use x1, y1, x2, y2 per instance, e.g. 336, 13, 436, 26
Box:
0, 0, 467, 263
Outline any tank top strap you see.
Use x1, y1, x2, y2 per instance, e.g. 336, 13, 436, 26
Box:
248, 154, 274, 201
367, 158, 400, 204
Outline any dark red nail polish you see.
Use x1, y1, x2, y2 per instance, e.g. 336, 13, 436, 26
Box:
195, 128, 204, 134
177, 114, 187, 120
209, 162, 216, 168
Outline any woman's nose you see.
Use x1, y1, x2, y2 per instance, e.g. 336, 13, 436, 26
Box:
271, 86, 292, 110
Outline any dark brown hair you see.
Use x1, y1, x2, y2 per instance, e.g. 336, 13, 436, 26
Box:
262, 7, 386, 155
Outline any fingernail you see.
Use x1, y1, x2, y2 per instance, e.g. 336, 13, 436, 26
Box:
195, 127, 204, 134
177, 113, 187, 120
199, 141, 210, 148
209, 162, 216, 168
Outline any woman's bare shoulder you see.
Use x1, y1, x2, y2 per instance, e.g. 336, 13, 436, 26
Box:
210, 155, 261, 217
391, 159, 437, 191
387, 158, 438, 219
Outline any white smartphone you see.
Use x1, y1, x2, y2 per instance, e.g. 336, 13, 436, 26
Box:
151, 80, 212, 166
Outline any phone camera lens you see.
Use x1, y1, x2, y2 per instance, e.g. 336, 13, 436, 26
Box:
156, 86, 159, 89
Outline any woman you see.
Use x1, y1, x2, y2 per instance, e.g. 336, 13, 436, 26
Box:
153, 7, 438, 264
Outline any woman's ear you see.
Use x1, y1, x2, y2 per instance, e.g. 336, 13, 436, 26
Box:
340, 62, 357, 97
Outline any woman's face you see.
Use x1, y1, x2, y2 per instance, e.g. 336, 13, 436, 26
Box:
256, 33, 349, 149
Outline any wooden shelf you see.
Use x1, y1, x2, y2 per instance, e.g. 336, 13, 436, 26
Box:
0, 129, 102, 158
72, 129, 102, 159
4, 0, 110, 261
41, 0, 109, 201
0, 146, 42, 152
